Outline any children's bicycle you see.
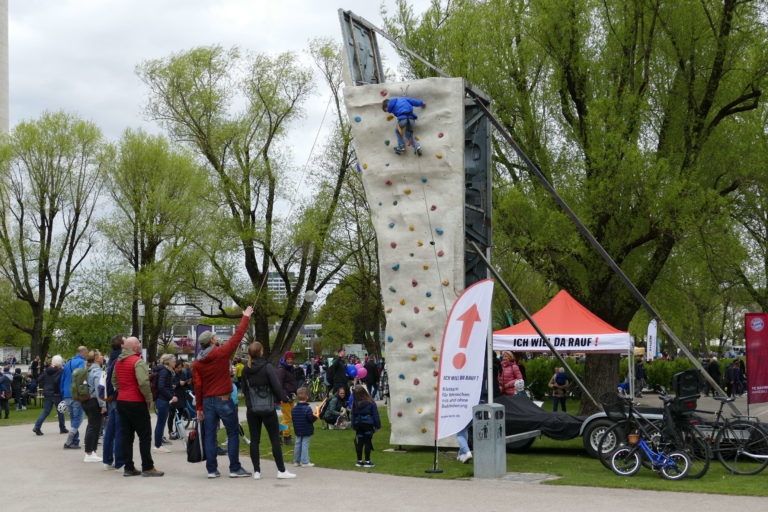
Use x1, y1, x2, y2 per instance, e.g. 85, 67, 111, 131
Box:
610, 430, 691, 480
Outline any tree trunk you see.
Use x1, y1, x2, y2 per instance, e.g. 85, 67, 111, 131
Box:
578, 353, 619, 415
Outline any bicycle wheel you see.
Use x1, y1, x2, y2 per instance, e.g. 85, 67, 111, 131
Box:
679, 427, 711, 479
715, 421, 768, 475
596, 421, 629, 469
660, 451, 690, 480
610, 447, 641, 476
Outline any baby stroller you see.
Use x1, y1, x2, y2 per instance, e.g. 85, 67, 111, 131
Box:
172, 390, 197, 445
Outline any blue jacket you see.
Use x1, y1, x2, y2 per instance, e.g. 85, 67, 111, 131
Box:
60, 354, 85, 398
292, 401, 317, 437
105, 348, 121, 400
387, 97, 424, 120
0, 373, 10, 396
156, 366, 174, 402
351, 400, 380, 430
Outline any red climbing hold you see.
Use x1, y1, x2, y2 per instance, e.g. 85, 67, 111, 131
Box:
413, 378, 420, 385
438, 132, 444, 138
437, 250, 444, 257
407, 341, 414, 348
385, 180, 392, 186
413, 307, 420, 314
411, 279, 418, 287
424, 332, 431, 338
390, 242, 397, 249
380, 90, 388, 97
430, 205, 437, 211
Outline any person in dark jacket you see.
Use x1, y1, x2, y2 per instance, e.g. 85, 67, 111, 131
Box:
381, 96, 426, 154
167, 360, 190, 439
323, 387, 348, 428
0, 369, 10, 419
276, 351, 298, 445
351, 384, 380, 468
11, 368, 24, 410
33, 355, 67, 434
328, 347, 349, 396
291, 387, 317, 467
153, 354, 177, 452
363, 356, 379, 399
241, 341, 295, 480
102, 335, 125, 470
706, 356, 721, 396
30, 356, 41, 379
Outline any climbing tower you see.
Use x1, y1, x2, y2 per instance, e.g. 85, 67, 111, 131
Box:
340, 11, 492, 446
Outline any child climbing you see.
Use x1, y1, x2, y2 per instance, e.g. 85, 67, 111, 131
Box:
382, 96, 426, 155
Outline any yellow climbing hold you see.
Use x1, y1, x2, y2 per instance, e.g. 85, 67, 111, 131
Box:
410, 355, 417, 361
432, 355, 438, 361
386, 308, 392, 313
421, 427, 428, 433
417, 241, 423, 247
386, 114, 394, 121
409, 225, 414, 231
415, 136, 420, 141
428, 306, 435, 311
423, 264, 429, 270
404, 189, 411, 195
400, 298, 406, 305
362, 163, 368, 170
435, 153, 443, 159
418, 408, 424, 414
442, 280, 449, 286
430, 345, 436, 352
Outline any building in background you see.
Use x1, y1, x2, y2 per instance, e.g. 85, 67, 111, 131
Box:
266, 271, 296, 302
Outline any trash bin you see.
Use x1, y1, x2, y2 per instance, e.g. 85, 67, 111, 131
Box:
472, 403, 506, 478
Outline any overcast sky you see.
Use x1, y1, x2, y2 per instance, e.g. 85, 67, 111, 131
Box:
9, 0, 430, 169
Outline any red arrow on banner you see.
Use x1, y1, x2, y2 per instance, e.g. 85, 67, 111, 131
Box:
452, 304, 481, 369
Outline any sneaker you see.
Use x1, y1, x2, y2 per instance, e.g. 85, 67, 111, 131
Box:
142, 468, 164, 477
161, 437, 172, 445
229, 468, 251, 478
152, 446, 171, 453
169, 432, 179, 440
60, 429, 69, 434
216, 447, 227, 456
63, 443, 81, 450
363, 461, 375, 468
461, 451, 473, 464
355, 461, 364, 467
207, 470, 221, 479
123, 468, 141, 477
103, 464, 115, 471
276, 470, 296, 479
293, 462, 301, 467
301, 462, 315, 468
32, 428, 43, 436
252, 472, 261, 480
84, 453, 103, 463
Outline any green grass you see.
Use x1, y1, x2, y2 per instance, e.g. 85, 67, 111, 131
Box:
0, 401, 60, 427
226, 405, 768, 496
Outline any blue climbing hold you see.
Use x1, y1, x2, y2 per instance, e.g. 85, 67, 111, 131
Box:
435, 228, 444, 235
378, 202, 382, 206
405, 397, 412, 403
385, 163, 390, 167
399, 374, 406, 380
354, 116, 361, 122
393, 200, 398, 205
387, 336, 394, 342
392, 264, 400, 271
421, 177, 427, 183
388, 222, 395, 228
426, 291, 432, 297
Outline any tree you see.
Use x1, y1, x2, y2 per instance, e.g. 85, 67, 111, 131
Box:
137, 42, 362, 360
101, 128, 208, 362
388, 0, 768, 412
0, 111, 105, 358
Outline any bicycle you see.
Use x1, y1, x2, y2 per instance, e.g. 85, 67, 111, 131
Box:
307, 375, 328, 402
597, 390, 711, 479
610, 429, 690, 480
694, 396, 768, 475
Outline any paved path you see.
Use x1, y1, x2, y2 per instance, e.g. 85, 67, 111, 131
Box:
0, 414, 765, 512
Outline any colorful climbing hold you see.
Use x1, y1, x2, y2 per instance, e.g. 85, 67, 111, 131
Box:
407, 341, 414, 348
421, 177, 428, 183
385, 163, 390, 167
393, 200, 398, 205
417, 241, 424, 247
405, 396, 412, 402
433, 370, 439, 377
417, 407, 423, 414
386, 114, 394, 121
409, 253, 414, 257
424, 332, 431, 338
390, 242, 397, 249
386, 308, 392, 313
362, 163, 368, 170
378, 202, 382, 206
413, 306, 420, 314
430, 345, 436, 351
397, 411, 403, 417
409, 225, 414, 231
421, 427, 428, 433
435, 228, 444, 235
354, 116, 361, 122
423, 265, 429, 270
380, 89, 388, 97
426, 291, 432, 297
438, 132, 444, 138
399, 298, 406, 305
428, 306, 435, 311
435, 153, 443, 159
437, 250, 444, 257
414, 378, 420, 386
410, 355, 417, 361
442, 280, 449, 286
400, 321, 407, 328
388, 222, 395, 228
388, 286, 396, 293
432, 355, 438, 361
385, 180, 392, 186
404, 189, 411, 195
411, 279, 418, 287
387, 335, 394, 342
415, 136, 420, 141
392, 263, 400, 271
399, 374, 406, 380
430, 205, 437, 211
384, 140, 390, 146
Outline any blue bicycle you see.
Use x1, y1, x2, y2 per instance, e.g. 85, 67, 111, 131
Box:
610, 429, 691, 479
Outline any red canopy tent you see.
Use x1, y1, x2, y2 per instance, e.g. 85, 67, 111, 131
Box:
493, 290, 631, 353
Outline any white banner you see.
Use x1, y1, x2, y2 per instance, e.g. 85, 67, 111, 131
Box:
647, 319, 658, 362
493, 332, 630, 353
435, 279, 494, 441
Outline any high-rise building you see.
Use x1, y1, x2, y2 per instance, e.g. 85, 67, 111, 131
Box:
266, 271, 296, 302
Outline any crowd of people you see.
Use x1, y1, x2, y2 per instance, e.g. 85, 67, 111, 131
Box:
6, 307, 388, 480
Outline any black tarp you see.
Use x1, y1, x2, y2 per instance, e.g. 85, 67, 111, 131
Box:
495, 394, 584, 441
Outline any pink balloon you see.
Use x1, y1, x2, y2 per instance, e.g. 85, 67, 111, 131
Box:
355, 363, 364, 370
356, 368, 368, 379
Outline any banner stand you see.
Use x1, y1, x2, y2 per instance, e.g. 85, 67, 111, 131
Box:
424, 440, 443, 474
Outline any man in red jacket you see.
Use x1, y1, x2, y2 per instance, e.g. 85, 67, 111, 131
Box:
193, 306, 253, 479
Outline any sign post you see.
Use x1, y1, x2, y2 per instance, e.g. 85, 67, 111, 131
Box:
745, 313, 768, 406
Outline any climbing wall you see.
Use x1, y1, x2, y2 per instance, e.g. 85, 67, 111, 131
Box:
344, 77, 465, 446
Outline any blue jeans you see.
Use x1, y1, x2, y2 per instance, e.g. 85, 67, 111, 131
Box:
102, 401, 124, 468
34, 396, 66, 432
294, 435, 311, 464
395, 118, 418, 148
154, 399, 170, 448
456, 424, 470, 455
202, 396, 242, 474
65, 398, 84, 443
552, 397, 566, 412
